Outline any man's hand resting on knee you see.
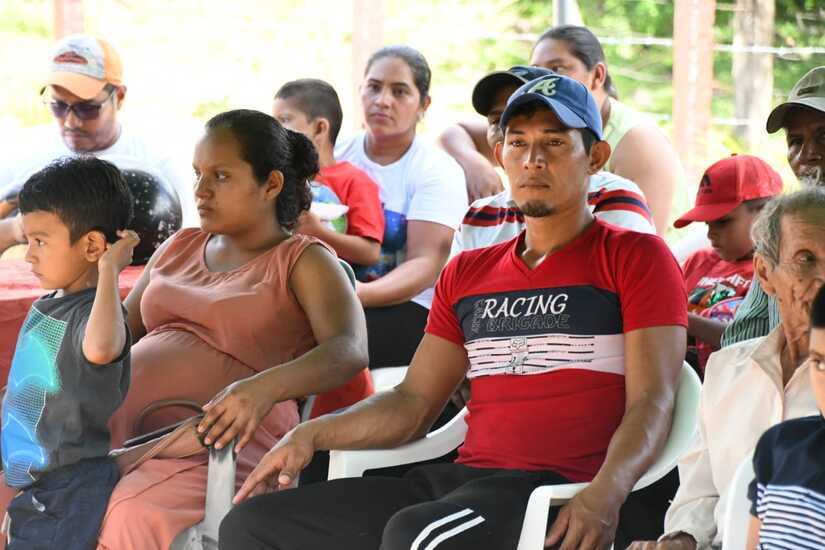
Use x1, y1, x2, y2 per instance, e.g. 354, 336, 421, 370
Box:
233, 425, 317, 503
544, 480, 622, 549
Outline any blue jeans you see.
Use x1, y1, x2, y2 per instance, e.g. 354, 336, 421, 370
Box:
6, 456, 119, 550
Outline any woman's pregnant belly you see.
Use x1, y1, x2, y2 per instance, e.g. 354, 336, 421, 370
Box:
109, 329, 298, 447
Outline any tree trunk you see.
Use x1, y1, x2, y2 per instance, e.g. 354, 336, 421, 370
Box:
351, 0, 383, 131
733, 0, 775, 151
673, 0, 716, 187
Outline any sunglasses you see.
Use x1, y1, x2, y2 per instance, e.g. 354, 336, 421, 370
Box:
45, 87, 116, 121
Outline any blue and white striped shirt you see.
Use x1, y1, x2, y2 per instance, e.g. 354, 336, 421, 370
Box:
749, 415, 825, 549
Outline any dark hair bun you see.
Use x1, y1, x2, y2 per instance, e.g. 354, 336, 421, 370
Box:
286, 128, 320, 183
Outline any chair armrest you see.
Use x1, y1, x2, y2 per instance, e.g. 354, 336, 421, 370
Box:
328, 407, 468, 479
202, 444, 236, 531
516, 483, 588, 550
515, 363, 701, 550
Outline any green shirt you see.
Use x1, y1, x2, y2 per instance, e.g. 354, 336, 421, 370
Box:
720, 277, 780, 347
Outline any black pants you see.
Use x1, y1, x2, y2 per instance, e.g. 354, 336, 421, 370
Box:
6, 456, 119, 550
365, 302, 430, 368
220, 462, 678, 550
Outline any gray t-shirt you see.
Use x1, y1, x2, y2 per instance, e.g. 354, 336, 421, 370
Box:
1, 288, 130, 487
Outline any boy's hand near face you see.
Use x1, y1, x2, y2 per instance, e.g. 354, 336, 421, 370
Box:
99, 230, 140, 273
83, 230, 139, 365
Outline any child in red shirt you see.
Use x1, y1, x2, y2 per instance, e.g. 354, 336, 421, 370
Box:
674, 154, 782, 371
273, 79, 384, 267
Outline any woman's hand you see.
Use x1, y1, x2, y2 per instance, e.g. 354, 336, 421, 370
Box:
198, 374, 275, 453
233, 426, 316, 504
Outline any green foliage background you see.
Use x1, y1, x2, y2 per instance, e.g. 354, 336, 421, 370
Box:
1, 0, 823, 191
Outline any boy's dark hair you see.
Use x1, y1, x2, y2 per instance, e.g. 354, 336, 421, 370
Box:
812, 284, 825, 329
18, 156, 133, 243
366, 45, 431, 106
536, 25, 618, 100
501, 101, 597, 153
275, 79, 344, 146
206, 109, 317, 230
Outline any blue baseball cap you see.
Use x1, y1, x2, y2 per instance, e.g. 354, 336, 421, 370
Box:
471, 65, 555, 116
499, 74, 604, 140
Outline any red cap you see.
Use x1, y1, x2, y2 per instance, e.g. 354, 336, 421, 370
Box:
674, 155, 783, 228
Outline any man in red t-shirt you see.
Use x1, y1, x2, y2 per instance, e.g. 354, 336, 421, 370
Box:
218, 74, 687, 550
273, 79, 384, 267
674, 155, 782, 371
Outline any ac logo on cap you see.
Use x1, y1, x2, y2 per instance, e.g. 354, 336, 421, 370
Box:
53, 52, 88, 66
528, 77, 559, 97
699, 175, 713, 194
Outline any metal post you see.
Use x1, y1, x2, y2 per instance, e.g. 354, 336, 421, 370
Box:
351, 0, 384, 131
672, 0, 716, 187
54, 0, 84, 39
554, 0, 583, 26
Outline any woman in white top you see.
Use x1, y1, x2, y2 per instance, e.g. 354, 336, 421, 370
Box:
335, 45, 468, 368
441, 25, 682, 235
529, 26, 678, 234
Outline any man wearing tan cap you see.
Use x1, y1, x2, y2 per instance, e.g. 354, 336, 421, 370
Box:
629, 66, 825, 550
0, 34, 196, 250
718, 66, 825, 349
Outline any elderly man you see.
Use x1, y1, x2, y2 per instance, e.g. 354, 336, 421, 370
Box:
0, 34, 196, 248
721, 66, 825, 347
630, 188, 825, 549
215, 74, 687, 550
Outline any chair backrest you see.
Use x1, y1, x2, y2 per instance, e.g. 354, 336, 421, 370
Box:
515, 362, 702, 550
339, 258, 356, 289
632, 362, 702, 491
371, 366, 409, 391
721, 452, 755, 550
669, 227, 710, 264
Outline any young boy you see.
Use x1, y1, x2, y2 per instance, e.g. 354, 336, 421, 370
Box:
1, 156, 138, 549
273, 78, 384, 268
673, 154, 782, 372
746, 283, 825, 549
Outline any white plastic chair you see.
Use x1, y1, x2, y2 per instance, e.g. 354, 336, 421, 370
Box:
721, 452, 755, 550
329, 362, 702, 550
370, 366, 409, 392
669, 225, 710, 265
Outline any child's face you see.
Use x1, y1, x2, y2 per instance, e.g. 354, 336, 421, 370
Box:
485, 84, 520, 154
22, 211, 94, 293
272, 98, 318, 143
808, 327, 825, 414
705, 203, 760, 262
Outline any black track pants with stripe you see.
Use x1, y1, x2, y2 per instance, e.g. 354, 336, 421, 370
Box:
219, 462, 676, 550
223, 463, 573, 550
220, 462, 562, 550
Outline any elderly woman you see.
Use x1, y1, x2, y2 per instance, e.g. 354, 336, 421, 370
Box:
629, 187, 825, 549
